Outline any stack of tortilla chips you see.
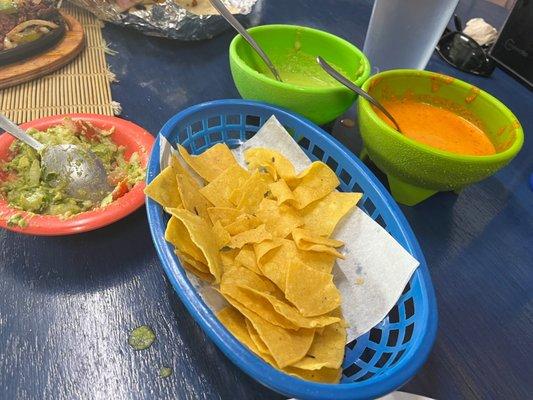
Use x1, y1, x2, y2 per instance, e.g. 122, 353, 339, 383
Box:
145, 141, 362, 383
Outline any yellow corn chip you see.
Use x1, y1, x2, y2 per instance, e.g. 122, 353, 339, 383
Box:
165, 216, 206, 264
245, 319, 271, 355
217, 307, 261, 354
221, 285, 298, 330
145, 166, 182, 208
222, 266, 279, 294
219, 248, 239, 269
292, 228, 345, 259
285, 260, 341, 317
168, 208, 223, 283
300, 191, 362, 237
225, 296, 315, 368
177, 251, 210, 274
238, 286, 342, 330
234, 245, 261, 274
224, 214, 262, 236
207, 207, 243, 227
256, 198, 303, 239
269, 179, 297, 207
178, 143, 238, 182
212, 221, 231, 249
291, 322, 346, 370
284, 366, 342, 384
244, 148, 296, 180
229, 224, 272, 249
175, 173, 212, 222
200, 164, 250, 207
289, 162, 339, 209
231, 171, 271, 213
179, 258, 215, 283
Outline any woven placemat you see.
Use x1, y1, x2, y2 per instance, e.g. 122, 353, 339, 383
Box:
0, 2, 118, 124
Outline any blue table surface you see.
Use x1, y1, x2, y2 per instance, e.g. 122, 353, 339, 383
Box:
0, 0, 531, 399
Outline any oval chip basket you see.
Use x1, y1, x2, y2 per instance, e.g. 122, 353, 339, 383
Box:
146, 99, 438, 400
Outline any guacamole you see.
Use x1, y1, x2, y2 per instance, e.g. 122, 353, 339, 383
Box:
0, 118, 145, 218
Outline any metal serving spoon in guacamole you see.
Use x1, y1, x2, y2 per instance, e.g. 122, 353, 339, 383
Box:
0, 113, 111, 203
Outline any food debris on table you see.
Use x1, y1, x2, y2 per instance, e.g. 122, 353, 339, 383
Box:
128, 325, 156, 350
159, 366, 173, 378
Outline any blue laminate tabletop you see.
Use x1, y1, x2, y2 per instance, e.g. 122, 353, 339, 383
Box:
0, 0, 531, 399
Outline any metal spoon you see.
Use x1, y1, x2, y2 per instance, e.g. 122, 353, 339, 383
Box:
209, 0, 282, 82
0, 114, 111, 203
316, 56, 402, 133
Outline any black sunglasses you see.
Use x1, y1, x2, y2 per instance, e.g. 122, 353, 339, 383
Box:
436, 15, 496, 77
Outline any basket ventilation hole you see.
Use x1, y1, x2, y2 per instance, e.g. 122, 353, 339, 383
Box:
178, 129, 188, 144
387, 329, 399, 346
375, 352, 393, 368
391, 349, 405, 365
311, 145, 325, 160
404, 297, 415, 318
228, 130, 241, 140
403, 323, 415, 344
375, 214, 387, 229
245, 115, 261, 127
346, 340, 357, 350
226, 114, 241, 125
343, 363, 361, 377
299, 137, 311, 150
209, 131, 222, 144
191, 121, 203, 134
352, 182, 363, 193
360, 347, 376, 363
388, 305, 400, 323
363, 198, 377, 216
208, 116, 221, 128
339, 169, 352, 185
245, 130, 256, 140
369, 328, 382, 344
325, 157, 338, 172
402, 282, 411, 296
193, 135, 206, 150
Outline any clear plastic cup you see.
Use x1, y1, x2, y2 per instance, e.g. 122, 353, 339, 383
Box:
363, 0, 460, 73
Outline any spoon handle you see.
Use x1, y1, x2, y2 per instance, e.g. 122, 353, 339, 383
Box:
316, 56, 402, 133
209, 0, 282, 82
0, 113, 44, 151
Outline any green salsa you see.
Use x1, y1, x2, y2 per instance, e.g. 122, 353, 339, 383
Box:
0, 118, 145, 218
128, 325, 156, 350
256, 49, 352, 89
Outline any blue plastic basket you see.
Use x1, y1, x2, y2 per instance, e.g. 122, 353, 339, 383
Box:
146, 99, 438, 400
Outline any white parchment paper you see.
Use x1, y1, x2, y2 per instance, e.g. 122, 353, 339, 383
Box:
159, 116, 419, 342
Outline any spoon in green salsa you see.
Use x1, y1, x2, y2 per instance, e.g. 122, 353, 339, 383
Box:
0, 113, 111, 203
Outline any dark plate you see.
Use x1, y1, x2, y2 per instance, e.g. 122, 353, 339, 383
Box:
0, 15, 66, 66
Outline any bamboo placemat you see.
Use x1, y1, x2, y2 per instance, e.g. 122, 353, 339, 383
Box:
0, 2, 118, 124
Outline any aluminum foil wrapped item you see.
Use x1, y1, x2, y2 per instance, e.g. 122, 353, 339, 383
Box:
69, 0, 261, 40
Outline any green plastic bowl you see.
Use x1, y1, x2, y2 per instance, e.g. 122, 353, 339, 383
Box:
229, 24, 371, 125
358, 69, 524, 206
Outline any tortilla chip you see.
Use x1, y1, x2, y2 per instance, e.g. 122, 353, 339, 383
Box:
169, 152, 203, 186
256, 198, 303, 239
217, 307, 261, 354
231, 171, 271, 213
300, 191, 362, 237
212, 221, 231, 249
244, 148, 296, 180
225, 296, 315, 368
207, 207, 243, 227
284, 366, 342, 384
255, 239, 336, 290
224, 214, 262, 236
229, 224, 272, 249
178, 143, 238, 182
234, 245, 261, 274
168, 208, 223, 283
165, 216, 206, 264
292, 228, 345, 259
221, 266, 279, 294
289, 162, 339, 209
269, 179, 297, 207
221, 284, 298, 330
200, 164, 250, 207
144, 166, 182, 208
239, 286, 342, 330
245, 319, 271, 355
176, 173, 212, 222
219, 247, 239, 268
291, 322, 346, 370
180, 259, 215, 282
285, 260, 341, 317
177, 251, 210, 274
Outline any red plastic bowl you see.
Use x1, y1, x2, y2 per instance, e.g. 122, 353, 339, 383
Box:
0, 114, 154, 236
